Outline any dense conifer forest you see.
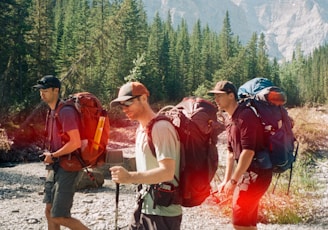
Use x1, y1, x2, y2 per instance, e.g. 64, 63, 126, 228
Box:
1, 0, 327, 119
1, 2, 328, 226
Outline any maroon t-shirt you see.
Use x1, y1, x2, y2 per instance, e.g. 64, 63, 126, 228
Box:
47, 105, 81, 152
226, 105, 265, 160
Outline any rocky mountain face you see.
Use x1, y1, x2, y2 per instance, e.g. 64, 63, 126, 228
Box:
143, 0, 328, 61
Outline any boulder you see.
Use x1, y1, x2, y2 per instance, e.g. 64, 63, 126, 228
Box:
76, 169, 104, 190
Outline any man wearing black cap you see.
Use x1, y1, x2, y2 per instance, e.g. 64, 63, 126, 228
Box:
33, 75, 90, 230
110, 82, 182, 230
209, 81, 272, 230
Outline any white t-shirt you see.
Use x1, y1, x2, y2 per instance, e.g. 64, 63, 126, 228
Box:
135, 119, 182, 216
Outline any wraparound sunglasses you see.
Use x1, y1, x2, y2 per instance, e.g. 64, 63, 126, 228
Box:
119, 95, 141, 107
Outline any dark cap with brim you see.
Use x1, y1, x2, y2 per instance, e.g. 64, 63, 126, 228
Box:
33, 75, 61, 89
110, 82, 149, 108
208, 80, 237, 95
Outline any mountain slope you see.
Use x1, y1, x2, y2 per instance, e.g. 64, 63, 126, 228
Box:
143, 0, 328, 61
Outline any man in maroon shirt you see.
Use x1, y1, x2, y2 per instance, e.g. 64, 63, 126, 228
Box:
209, 81, 272, 230
34, 75, 90, 230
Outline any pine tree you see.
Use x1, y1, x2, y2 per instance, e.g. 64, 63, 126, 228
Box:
145, 12, 165, 100
176, 19, 190, 96
257, 33, 270, 79
188, 19, 203, 94
163, 12, 183, 101
219, 11, 234, 63
270, 58, 281, 86
245, 32, 258, 80
0, 0, 33, 109
201, 25, 217, 83
105, 0, 148, 97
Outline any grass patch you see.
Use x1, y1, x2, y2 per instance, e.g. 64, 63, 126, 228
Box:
256, 106, 328, 224
258, 156, 320, 224
214, 106, 328, 224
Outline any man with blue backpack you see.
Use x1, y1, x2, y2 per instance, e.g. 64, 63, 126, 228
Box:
209, 80, 273, 230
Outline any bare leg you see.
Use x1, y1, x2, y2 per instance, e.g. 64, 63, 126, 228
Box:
45, 203, 89, 230
45, 203, 60, 230
52, 217, 90, 230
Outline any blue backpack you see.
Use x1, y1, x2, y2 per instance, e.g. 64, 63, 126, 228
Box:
238, 78, 298, 194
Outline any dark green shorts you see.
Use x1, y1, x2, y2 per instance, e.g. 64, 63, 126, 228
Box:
43, 166, 80, 218
130, 213, 182, 230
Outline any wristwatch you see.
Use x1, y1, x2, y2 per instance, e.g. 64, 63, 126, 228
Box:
230, 179, 238, 185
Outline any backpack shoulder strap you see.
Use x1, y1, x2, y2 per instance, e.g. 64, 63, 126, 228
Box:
146, 115, 171, 158
240, 99, 268, 129
44, 108, 52, 150
44, 99, 64, 135
146, 115, 180, 185
52, 100, 77, 143
52, 99, 85, 166
53, 100, 66, 133
44, 99, 68, 150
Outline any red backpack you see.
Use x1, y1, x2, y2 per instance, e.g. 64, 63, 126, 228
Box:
47, 92, 110, 171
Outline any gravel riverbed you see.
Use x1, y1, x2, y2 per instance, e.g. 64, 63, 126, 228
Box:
0, 161, 327, 230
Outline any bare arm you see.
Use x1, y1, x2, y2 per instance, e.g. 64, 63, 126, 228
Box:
223, 149, 254, 195
110, 158, 176, 184
44, 129, 81, 163
231, 149, 254, 181
222, 150, 235, 183
217, 150, 234, 192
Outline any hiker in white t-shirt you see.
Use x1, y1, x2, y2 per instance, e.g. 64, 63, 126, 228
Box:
110, 82, 182, 230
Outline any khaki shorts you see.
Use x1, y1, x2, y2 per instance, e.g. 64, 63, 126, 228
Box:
43, 166, 79, 217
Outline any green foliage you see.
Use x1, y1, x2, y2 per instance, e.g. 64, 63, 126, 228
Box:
193, 80, 213, 101
257, 154, 320, 224
124, 53, 146, 82
1, 0, 328, 117
1, 3, 327, 224
219, 11, 234, 62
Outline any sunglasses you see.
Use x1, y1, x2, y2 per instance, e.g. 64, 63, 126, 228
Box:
37, 79, 48, 85
119, 95, 140, 107
37, 79, 56, 88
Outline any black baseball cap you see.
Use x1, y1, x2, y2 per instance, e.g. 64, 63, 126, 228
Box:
33, 75, 61, 89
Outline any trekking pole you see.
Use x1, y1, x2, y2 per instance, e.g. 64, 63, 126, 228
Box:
272, 173, 281, 194
286, 168, 293, 195
115, 183, 120, 230
286, 141, 299, 195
